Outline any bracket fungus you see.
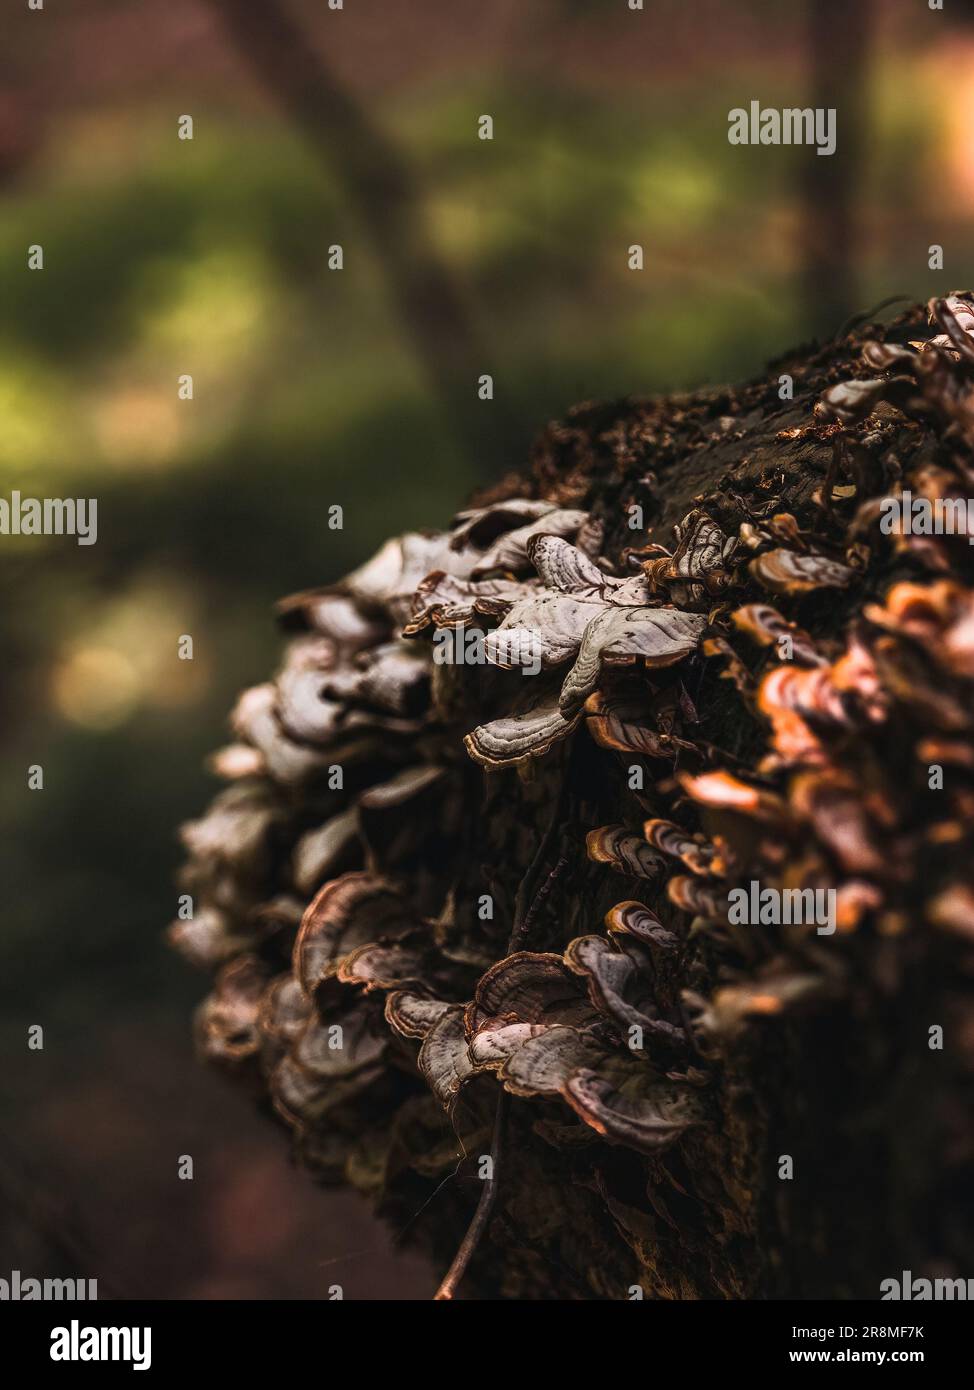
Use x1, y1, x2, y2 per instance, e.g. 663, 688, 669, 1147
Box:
173, 296, 974, 1299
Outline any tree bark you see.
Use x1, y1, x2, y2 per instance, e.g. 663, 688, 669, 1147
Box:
176, 298, 974, 1300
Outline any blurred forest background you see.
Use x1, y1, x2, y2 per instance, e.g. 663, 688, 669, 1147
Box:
1, 0, 973, 1298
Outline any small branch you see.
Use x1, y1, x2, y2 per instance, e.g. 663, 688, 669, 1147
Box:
434, 759, 577, 1299
433, 1092, 509, 1301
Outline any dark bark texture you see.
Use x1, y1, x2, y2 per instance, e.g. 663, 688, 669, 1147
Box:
172, 298, 974, 1299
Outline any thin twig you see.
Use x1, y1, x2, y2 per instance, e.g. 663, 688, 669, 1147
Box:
509, 812, 572, 953
433, 1092, 509, 1301
434, 759, 576, 1299
518, 845, 571, 949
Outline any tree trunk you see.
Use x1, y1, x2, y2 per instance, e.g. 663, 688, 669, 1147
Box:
173, 297, 974, 1300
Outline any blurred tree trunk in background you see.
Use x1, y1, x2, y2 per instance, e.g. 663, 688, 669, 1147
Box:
207, 0, 529, 476
800, 0, 872, 339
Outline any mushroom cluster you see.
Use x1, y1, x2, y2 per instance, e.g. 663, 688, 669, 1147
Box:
172, 295, 974, 1297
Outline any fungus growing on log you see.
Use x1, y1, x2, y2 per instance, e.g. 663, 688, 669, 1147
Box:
171, 296, 974, 1299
